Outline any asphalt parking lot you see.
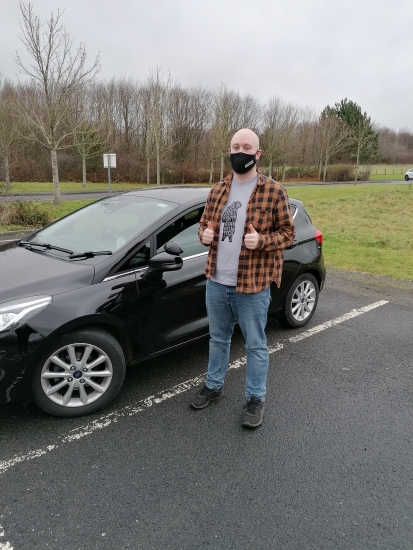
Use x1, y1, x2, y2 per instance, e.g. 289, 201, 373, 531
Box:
0, 270, 412, 550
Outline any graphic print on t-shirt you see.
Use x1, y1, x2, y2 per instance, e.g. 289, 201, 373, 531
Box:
221, 201, 242, 242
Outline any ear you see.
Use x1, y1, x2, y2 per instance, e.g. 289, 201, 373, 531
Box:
256, 149, 263, 160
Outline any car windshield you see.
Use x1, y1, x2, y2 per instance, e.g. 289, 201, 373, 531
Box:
31, 194, 178, 254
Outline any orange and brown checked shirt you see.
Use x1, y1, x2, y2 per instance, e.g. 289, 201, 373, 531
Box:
198, 170, 295, 294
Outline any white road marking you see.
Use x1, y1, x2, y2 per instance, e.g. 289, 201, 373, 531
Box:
0, 300, 388, 477
0, 524, 14, 550
289, 300, 389, 343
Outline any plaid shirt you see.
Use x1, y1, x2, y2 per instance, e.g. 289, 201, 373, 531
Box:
199, 170, 295, 293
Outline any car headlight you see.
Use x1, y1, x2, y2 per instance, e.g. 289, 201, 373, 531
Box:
0, 296, 52, 333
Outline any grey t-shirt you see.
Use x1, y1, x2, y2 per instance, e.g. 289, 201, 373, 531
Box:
211, 175, 258, 286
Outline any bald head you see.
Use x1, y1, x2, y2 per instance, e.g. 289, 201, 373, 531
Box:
230, 128, 260, 152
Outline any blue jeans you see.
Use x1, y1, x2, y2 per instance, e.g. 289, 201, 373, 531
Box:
205, 279, 271, 401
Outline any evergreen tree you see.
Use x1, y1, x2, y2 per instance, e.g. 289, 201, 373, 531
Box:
330, 99, 379, 165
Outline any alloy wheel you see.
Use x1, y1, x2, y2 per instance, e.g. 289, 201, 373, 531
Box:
40, 343, 113, 408
290, 279, 317, 322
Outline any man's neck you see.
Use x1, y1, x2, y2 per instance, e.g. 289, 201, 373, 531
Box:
232, 167, 258, 183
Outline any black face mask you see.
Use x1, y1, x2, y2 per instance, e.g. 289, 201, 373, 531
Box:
229, 152, 257, 174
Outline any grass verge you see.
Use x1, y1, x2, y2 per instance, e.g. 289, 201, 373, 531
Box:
0, 200, 94, 232
368, 173, 407, 181
0, 182, 147, 194
290, 184, 412, 281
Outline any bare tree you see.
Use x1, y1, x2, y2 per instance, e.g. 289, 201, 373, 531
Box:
278, 102, 301, 182
69, 87, 110, 187
139, 84, 156, 184
0, 79, 22, 189
166, 85, 212, 183
238, 94, 262, 133
114, 78, 140, 154
190, 87, 213, 167
293, 106, 318, 178
211, 84, 243, 179
318, 112, 349, 181
260, 97, 283, 179
350, 118, 379, 182
168, 85, 195, 178
260, 98, 301, 181
14, 2, 100, 204
144, 68, 172, 185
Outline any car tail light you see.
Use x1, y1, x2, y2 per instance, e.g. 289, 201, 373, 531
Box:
314, 229, 323, 244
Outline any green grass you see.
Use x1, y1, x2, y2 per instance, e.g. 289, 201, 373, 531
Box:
48, 199, 96, 219
0, 181, 214, 193
0, 181, 147, 193
368, 173, 406, 181
1, 185, 412, 281
367, 164, 412, 180
0, 200, 94, 232
289, 184, 413, 280
369, 163, 411, 173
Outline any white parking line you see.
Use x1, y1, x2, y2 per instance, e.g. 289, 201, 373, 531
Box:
0, 300, 388, 477
289, 300, 389, 343
0, 524, 14, 550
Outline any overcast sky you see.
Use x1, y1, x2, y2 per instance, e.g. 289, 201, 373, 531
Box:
2, 0, 412, 130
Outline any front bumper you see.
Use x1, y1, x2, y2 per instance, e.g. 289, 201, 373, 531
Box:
0, 324, 46, 404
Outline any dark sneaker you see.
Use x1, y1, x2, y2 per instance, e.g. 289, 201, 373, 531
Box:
241, 397, 264, 428
190, 385, 223, 409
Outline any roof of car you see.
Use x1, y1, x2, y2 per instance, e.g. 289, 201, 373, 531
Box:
123, 184, 302, 209
125, 186, 209, 206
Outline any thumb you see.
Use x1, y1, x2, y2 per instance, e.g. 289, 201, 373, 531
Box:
207, 222, 213, 230
249, 224, 257, 233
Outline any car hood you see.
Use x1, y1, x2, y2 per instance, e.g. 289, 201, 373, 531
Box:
0, 246, 95, 304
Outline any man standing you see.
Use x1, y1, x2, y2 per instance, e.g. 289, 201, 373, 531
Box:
190, 128, 295, 428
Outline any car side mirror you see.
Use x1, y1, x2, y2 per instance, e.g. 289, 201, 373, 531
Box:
148, 252, 183, 272
140, 245, 183, 283
164, 241, 183, 255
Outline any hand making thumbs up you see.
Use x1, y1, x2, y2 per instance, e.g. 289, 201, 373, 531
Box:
202, 221, 214, 245
244, 224, 259, 250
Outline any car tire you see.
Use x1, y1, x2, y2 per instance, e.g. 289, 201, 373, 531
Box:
32, 328, 126, 417
278, 273, 319, 328
405, 175, 410, 181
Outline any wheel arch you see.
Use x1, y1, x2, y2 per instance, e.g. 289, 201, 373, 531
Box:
39, 315, 133, 365
302, 267, 322, 291
277, 269, 321, 328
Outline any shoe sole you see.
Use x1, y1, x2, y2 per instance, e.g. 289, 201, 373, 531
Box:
242, 418, 263, 428
190, 392, 223, 410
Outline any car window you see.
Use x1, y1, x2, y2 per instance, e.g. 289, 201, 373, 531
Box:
32, 195, 178, 254
302, 207, 312, 224
156, 208, 206, 259
120, 241, 151, 272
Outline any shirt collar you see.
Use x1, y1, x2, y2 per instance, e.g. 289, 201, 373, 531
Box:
224, 169, 264, 187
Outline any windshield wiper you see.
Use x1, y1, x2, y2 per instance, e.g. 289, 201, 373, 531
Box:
69, 250, 113, 259
19, 241, 74, 254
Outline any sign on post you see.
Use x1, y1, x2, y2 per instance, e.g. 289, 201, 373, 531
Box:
103, 154, 116, 194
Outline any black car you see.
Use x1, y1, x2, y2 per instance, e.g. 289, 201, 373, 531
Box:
0, 186, 325, 417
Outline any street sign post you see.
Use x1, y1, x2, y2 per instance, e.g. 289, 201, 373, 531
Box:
103, 154, 116, 194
